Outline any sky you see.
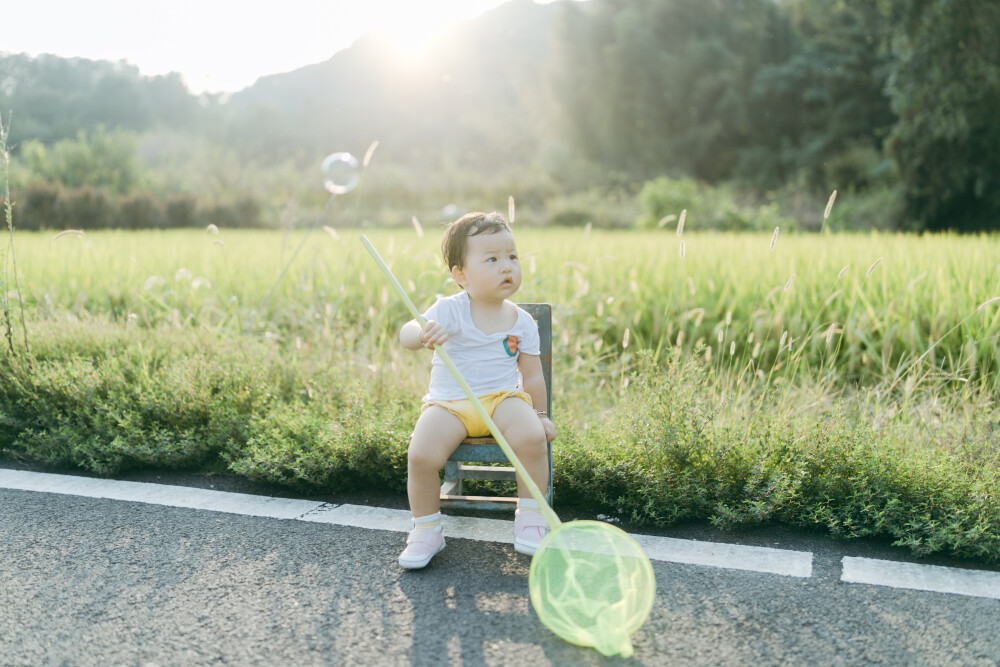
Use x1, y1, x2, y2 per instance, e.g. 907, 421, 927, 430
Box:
2, 0, 521, 94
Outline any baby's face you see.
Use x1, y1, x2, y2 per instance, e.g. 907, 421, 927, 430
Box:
454, 230, 522, 304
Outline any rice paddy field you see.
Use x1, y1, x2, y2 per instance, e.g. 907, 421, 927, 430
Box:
8, 226, 1000, 400
4, 226, 1000, 562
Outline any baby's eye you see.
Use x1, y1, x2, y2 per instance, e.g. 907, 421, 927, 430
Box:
509, 254, 519, 261
486, 256, 497, 263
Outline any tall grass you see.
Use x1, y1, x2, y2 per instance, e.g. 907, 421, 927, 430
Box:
8, 226, 999, 418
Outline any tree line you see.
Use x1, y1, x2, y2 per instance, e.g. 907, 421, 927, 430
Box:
1, 0, 997, 232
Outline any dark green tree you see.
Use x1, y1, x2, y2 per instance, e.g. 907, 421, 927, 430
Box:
553, 0, 797, 182
882, 0, 1000, 231
739, 0, 896, 189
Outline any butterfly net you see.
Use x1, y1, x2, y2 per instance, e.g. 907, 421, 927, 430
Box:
529, 520, 656, 657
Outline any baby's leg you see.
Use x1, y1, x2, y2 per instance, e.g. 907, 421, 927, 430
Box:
491, 397, 548, 499
407, 406, 468, 518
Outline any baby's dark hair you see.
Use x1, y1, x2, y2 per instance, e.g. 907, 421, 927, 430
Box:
441, 211, 512, 270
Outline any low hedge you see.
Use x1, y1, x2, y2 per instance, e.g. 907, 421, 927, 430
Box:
2, 325, 998, 564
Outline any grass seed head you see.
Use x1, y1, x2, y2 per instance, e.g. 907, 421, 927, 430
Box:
866, 257, 883, 279
825, 323, 837, 345
770, 227, 780, 253
658, 214, 676, 229
824, 190, 838, 220
677, 209, 686, 237
977, 296, 1000, 311
363, 140, 379, 167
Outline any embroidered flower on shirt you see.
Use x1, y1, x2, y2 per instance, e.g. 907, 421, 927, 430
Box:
503, 335, 519, 356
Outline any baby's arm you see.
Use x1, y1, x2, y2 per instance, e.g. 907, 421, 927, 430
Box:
519, 353, 556, 442
400, 319, 450, 351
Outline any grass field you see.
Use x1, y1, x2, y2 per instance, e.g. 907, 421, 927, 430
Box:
9, 226, 1000, 393
3, 226, 1000, 562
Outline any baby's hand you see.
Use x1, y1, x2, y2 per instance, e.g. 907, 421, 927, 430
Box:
539, 416, 556, 442
420, 320, 450, 349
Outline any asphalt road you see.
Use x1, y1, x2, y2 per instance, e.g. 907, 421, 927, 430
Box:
2, 472, 1000, 666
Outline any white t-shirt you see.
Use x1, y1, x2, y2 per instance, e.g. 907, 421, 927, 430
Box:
421, 291, 540, 402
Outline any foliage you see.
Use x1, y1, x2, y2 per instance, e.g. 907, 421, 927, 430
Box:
557, 352, 1000, 562
882, 0, 1000, 232
4, 1, 998, 231
18, 127, 142, 195
739, 0, 896, 189
4, 181, 262, 231
544, 187, 638, 229
637, 176, 797, 232
555, 0, 795, 182
0, 319, 414, 485
0, 53, 207, 146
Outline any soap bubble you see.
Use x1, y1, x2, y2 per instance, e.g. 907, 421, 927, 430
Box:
321, 152, 360, 194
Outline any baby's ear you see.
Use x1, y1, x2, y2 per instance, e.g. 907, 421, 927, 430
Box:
450, 265, 466, 286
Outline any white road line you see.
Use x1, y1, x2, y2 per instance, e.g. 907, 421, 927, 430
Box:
842, 557, 1000, 600
633, 533, 813, 578
299, 503, 515, 543
0, 469, 323, 520
1, 468, 813, 577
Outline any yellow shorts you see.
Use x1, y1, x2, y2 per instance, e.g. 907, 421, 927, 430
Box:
423, 390, 533, 438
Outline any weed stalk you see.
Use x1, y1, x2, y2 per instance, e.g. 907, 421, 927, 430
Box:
1, 112, 31, 369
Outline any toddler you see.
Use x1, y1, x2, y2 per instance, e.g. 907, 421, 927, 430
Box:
397, 211, 556, 568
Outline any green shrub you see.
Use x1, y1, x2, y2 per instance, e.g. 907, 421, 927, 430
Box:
165, 195, 198, 228
17, 182, 64, 230
554, 351, 1000, 563
62, 186, 115, 230
226, 394, 412, 492
823, 185, 907, 232
638, 176, 797, 232
544, 188, 638, 229
118, 192, 163, 229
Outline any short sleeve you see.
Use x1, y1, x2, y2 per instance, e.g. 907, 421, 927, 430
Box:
423, 296, 459, 332
516, 309, 541, 356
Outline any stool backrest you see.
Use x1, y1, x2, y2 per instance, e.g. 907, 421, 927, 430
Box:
519, 303, 552, 418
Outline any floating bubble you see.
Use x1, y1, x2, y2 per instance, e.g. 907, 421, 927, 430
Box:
321, 152, 360, 194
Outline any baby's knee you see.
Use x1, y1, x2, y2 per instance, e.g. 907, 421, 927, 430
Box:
408, 440, 447, 471
508, 423, 547, 455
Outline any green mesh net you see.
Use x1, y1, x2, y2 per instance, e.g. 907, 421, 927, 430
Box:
529, 520, 656, 658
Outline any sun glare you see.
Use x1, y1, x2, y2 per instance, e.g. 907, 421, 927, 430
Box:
378, 16, 451, 66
